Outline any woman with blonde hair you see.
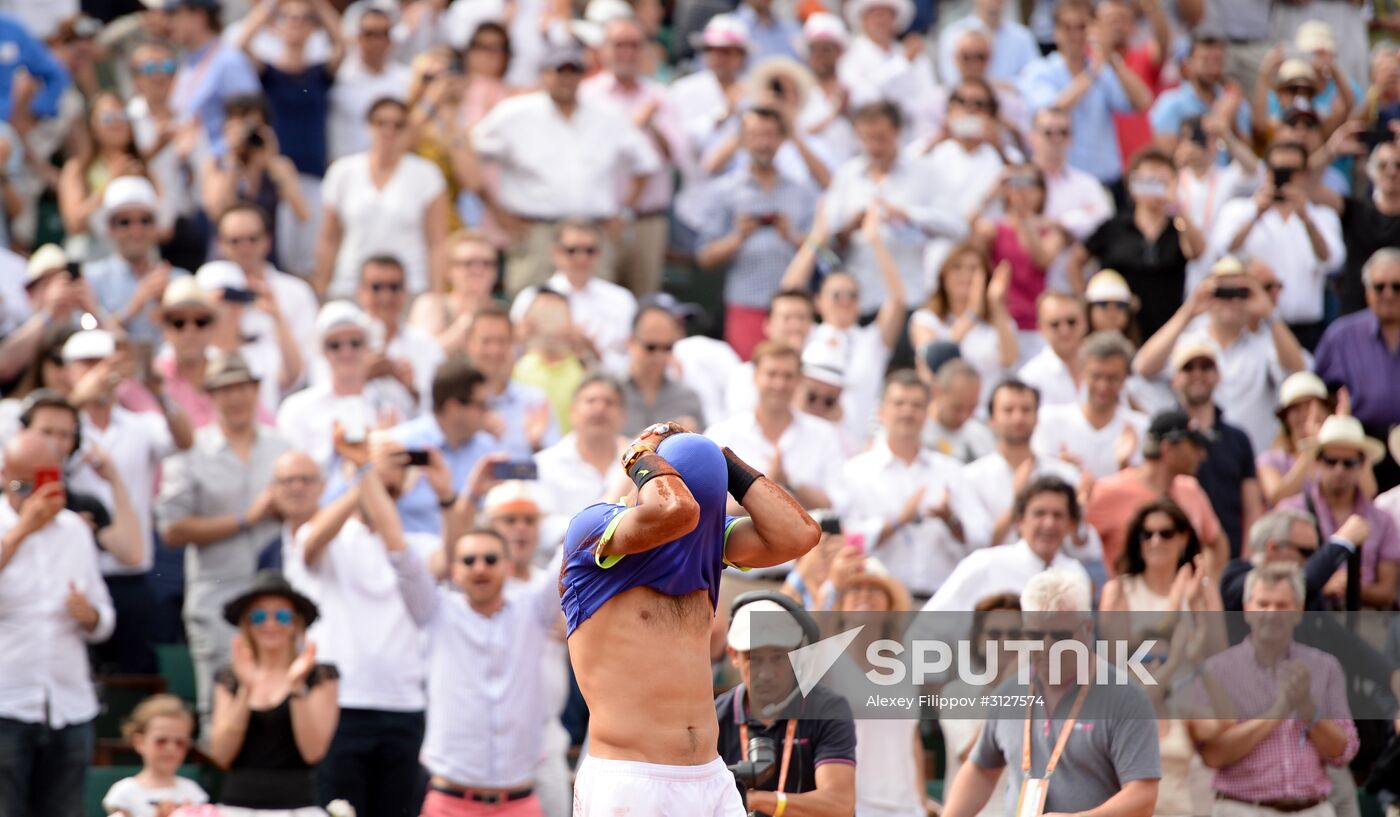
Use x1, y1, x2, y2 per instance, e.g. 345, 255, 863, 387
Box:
209, 570, 339, 816
407, 228, 503, 349
58, 92, 156, 261
104, 694, 209, 816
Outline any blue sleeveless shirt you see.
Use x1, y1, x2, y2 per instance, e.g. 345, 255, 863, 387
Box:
560, 433, 746, 635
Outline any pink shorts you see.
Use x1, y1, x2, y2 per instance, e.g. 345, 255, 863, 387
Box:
572, 755, 746, 817
419, 789, 543, 817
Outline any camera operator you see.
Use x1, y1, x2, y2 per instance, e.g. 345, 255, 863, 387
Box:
200, 93, 309, 269
716, 594, 856, 817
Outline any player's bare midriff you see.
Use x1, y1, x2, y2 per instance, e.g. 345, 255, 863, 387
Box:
569, 585, 721, 767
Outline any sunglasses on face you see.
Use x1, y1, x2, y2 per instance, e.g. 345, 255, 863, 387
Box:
1279, 539, 1317, 556
324, 337, 366, 353
560, 244, 599, 257
1318, 454, 1363, 469
1139, 526, 1182, 542
165, 315, 213, 331
1181, 360, 1216, 374
461, 553, 500, 567
950, 94, 991, 111
136, 58, 178, 76
1047, 317, 1080, 330
1022, 628, 1075, 641
1371, 281, 1400, 294
248, 607, 294, 626
367, 281, 404, 293
1089, 300, 1127, 310
360, 27, 391, 39
223, 232, 265, 247
111, 214, 155, 229
1038, 127, 1070, 138
149, 735, 192, 749
640, 342, 674, 354
806, 392, 839, 409
983, 627, 1023, 640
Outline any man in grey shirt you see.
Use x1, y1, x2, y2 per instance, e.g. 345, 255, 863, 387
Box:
621, 304, 705, 435
155, 352, 290, 725
943, 569, 1161, 817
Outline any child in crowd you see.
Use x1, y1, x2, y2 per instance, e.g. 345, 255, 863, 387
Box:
103, 694, 209, 817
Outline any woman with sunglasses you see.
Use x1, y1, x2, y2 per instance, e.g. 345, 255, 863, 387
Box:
910, 243, 1018, 411
408, 229, 503, 349
1100, 498, 1221, 615
1256, 372, 1376, 507
210, 570, 339, 817
58, 92, 156, 262
939, 592, 1023, 817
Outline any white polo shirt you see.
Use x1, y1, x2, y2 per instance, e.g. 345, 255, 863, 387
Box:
840, 441, 993, 597
283, 518, 429, 712
1017, 346, 1078, 408
921, 539, 1090, 612
1030, 403, 1148, 480
534, 432, 626, 550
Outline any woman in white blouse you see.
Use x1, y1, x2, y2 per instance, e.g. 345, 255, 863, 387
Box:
314, 97, 449, 300
909, 244, 1018, 407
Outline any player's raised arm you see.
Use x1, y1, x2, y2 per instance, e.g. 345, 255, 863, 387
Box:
596, 424, 701, 560
719, 447, 821, 569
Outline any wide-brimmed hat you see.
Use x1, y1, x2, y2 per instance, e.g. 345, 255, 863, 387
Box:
1277, 58, 1319, 89
203, 350, 260, 391
223, 570, 319, 627
1085, 270, 1132, 304
26, 244, 69, 286
1275, 371, 1329, 416
694, 13, 749, 50
1301, 415, 1386, 465
803, 12, 849, 47
845, 0, 914, 34
839, 557, 911, 612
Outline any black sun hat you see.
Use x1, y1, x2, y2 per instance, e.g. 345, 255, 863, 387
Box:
222, 570, 319, 627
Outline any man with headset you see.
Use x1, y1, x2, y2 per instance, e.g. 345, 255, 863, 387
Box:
716, 593, 857, 817
562, 423, 821, 816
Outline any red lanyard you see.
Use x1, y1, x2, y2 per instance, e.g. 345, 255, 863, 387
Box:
740, 718, 799, 794
1022, 684, 1091, 777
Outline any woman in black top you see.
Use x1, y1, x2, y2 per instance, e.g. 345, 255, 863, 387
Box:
209, 570, 339, 815
1069, 148, 1206, 340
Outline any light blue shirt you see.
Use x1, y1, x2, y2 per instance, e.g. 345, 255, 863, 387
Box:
488, 381, 559, 460
170, 41, 259, 155
937, 16, 1040, 85
386, 414, 504, 534
84, 256, 190, 346
1149, 83, 1253, 139
735, 5, 802, 63
1019, 53, 1132, 183
0, 15, 69, 121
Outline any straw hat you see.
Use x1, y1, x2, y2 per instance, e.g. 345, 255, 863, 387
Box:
1300, 415, 1386, 466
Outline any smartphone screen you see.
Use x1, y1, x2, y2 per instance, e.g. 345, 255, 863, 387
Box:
491, 461, 539, 481
335, 398, 367, 444
34, 466, 61, 492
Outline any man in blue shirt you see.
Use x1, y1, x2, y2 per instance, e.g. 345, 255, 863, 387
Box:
167, 0, 259, 155
84, 176, 190, 346
1019, 0, 1151, 194
735, 0, 802, 62
384, 356, 504, 534
0, 13, 70, 124
1149, 32, 1252, 151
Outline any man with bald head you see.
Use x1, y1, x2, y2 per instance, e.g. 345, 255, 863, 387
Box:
277, 443, 434, 817
0, 431, 116, 817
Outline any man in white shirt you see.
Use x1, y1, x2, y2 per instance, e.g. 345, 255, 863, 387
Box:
351, 255, 444, 415
1031, 107, 1114, 295
0, 432, 115, 817
1016, 291, 1089, 404
535, 374, 627, 548
217, 204, 319, 364
63, 329, 190, 674
1134, 256, 1309, 455
842, 371, 991, 599
472, 44, 661, 296
328, 7, 410, 161
724, 289, 817, 418
397, 526, 562, 816
707, 341, 846, 510
276, 448, 432, 817
923, 475, 1090, 611
837, 0, 935, 127
1031, 330, 1148, 479
510, 220, 638, 371
937, 0, 1040, 85
798, 14, 859, 169
464, 305, 557, 460
1208, 141, 1345, 350
579, 17, 686, 295
923, 359, 997, 463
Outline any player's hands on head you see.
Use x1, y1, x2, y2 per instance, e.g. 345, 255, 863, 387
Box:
620, 421, 688, 471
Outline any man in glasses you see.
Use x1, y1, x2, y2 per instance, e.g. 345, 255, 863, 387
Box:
1277, 415, 1400, 609
85, 176, 188, 347
1017, 290, 1090, 407
793, 345, 853, 452
157, 351, 289, 727
923, 359, 996, 464
937, 0, 1039, 86
1030, 330, 1148, 479
0, 430, 115, 817
473, 44, 659, 295
218, 204, 319, 358
510, 220, 638, 370
1315, 133, 1400, 317
1221, 508, 1368, 612
843, 370, 990, 601
621, 305, 704, 435
351, 254, 443, 414
1032, 107, 1113, 297
1315, 248, 1400, 491
327, 7, 409, 160
275, 444, 434, 817
1135, 256, 1308, 457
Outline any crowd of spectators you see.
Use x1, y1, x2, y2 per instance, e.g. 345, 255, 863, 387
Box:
2, 0, 1400, 814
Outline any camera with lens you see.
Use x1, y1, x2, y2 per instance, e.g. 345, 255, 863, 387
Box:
728, 735, 777, 815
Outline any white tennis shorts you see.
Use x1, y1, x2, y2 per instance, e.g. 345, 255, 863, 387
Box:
572, 755, 747, 817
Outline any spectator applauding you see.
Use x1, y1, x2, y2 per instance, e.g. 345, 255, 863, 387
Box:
465, 305, 556, 459
1031, 330, 1148, 478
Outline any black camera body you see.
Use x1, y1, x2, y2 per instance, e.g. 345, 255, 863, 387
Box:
728, 734, 778, 814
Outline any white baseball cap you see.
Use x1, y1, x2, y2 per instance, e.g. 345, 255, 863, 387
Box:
62, 329, 117, 363
316, 300, 375, 340
803, 12, 849, 47
727, 599, 806, 651
102, 175, 159, 216
194, 260, 248, 293
483, 481, 542, 515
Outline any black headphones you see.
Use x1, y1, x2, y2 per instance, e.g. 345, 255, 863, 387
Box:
729, 590, 821, 648
18, 389, 83, 460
